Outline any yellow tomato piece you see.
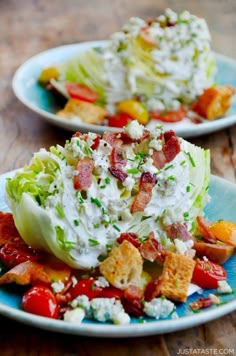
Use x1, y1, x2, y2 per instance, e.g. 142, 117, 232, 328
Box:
39, 66, 60, 84
209, 220, 236, 247
139, 270, 152, 290
117, 100, 149, 125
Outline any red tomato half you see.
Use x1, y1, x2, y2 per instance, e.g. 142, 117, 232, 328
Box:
151, 107, 186, 123
98, 286, 123, 299
65, 83, 98, 103
0, 243, 45, 269
22, 286, 59, 319
68, 277, 103, 300
191, 259, 227, 289
107, 112, 134, 128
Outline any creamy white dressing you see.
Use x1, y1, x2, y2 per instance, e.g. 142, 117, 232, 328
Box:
9, 123, 209, 269
100, 8, 215, 112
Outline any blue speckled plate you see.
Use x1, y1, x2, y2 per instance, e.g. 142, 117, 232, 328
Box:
0, 171, 235, 337
12, 41, 236, 138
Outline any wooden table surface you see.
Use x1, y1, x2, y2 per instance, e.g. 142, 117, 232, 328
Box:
0, 0, 236, 354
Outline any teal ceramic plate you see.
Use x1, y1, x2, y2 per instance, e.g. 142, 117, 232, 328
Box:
12, 41, 236, 138
0, 171, 235, 337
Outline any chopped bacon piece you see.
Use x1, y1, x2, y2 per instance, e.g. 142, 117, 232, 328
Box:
103, 131, 123, 148
108, 166, 128, 182
163, 135, 180, 162
131, 172, 157, 213
152, 150, 166, 170
117, 232, 141, 248
139, 231, 166, 264
196, 216, 217, 244
0, 212, 24, 246
111, 147, 127, 166
163, 130, 176, 142
189, 296, 214, 311
118, 129, 150, 144
123, 285, 144, 317
144, 278, 162, 302
72, 132, 82, 138
91, 134, 101, 150
73, 157, 94, 190
165, 222, 193, 241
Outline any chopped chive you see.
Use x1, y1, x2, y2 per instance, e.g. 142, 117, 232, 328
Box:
185, 151, 196, 167
88, 238, 100, 246
205, 185, 210, 191
91, 197, 102, 208
102, 207, 107, 215
81, 273, 90, 279
139, 318, 145, 324
127, 168, 140, 174
138, 236, 148, 243
73, 219, 79, 226
113, 224, 121, 232
91, 283, 95, 290
118, 151, 125, 159
164, 164, 173, 171
183, 212, 189, 218
100, 185, 106, 189
180, 160, 186, 166
84, 146, 93, 155
186, 185, 191, 192
167, 175, 175, 181
127, 158, 135, 162
93, 223, 100, 228
105, 177, 110, 184
55, 204, 65, 218
106, 243, 113, 251
76, 141, 81, 147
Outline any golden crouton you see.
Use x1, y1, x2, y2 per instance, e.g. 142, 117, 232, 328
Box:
99, 240, 143, 290
192, 85, 235, 120
160, 252, 196, 302
58, 98, 107, 124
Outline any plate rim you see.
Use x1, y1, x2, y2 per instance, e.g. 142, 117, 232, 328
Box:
12, 41, 236, 138
0, 170, 235, 337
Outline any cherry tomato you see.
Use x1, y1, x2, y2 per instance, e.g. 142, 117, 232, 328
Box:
191, 259, 227, 289
117, 100, 149, 125
68, 277, 103, 300
0, 243, 45, 269
98, 286, 123, 299
151, 107, 186, 123
107, 112, 134, 128
65, 83, 98, 103
22, 285, 59, 319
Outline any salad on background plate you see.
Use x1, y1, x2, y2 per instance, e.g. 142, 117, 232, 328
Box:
0, 121, 235, 334
37, 8, 235, 130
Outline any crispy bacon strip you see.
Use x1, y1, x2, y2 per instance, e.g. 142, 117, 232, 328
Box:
108, 166, 128, 182
189, 296, 214, 311
103, 131, 123, 148
73, 157, 94, 190
152, 130, 180, 169
131, 172, 157, 213
152, 150, 166, 170
110, 147, 127, 166
123, 285, 144, 317
165, 222, 193, 241
163, 134, 181, 163
139, 231, 166, 264
116, 232, 141, 248
0, 212, 24, 246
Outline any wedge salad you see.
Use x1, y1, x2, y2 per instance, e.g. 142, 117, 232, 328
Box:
39, 8, 235, 128
0, 121, 235, 324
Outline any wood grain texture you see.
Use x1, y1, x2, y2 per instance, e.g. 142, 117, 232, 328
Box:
0, 0, 236, 354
